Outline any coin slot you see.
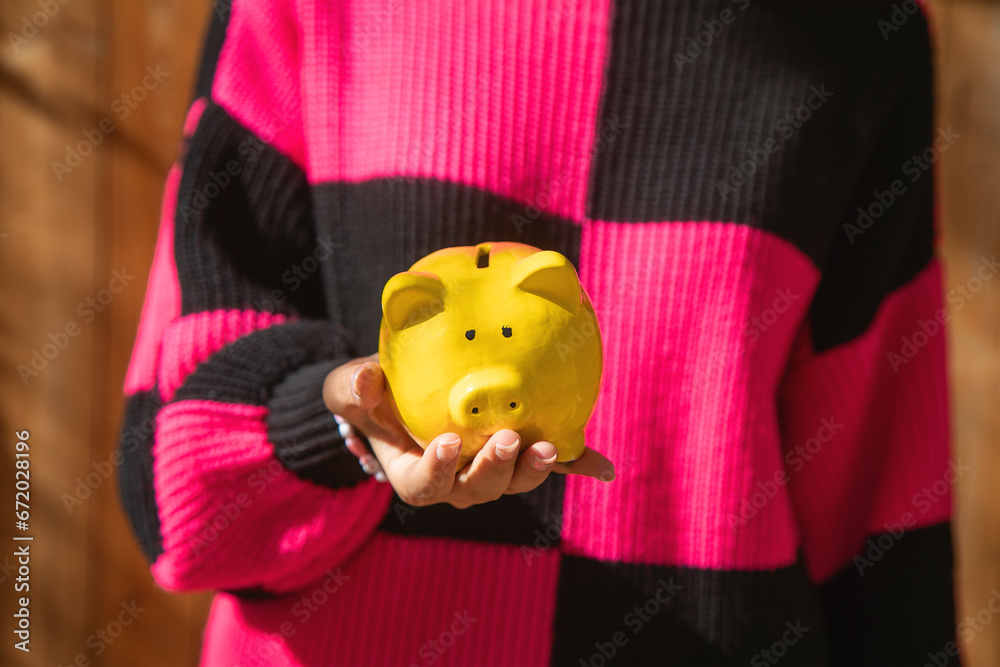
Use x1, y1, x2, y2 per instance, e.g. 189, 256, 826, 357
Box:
476, 244, 491, 268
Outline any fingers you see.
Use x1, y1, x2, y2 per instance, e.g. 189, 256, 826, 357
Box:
386, 433, 464, 506
322, 354, 383, 416
336, 414, 388, 482
503, 440, 558, 495
344, 435, 386, 481
551, 446, 616, 482
448, 430, 522, 508
381, 432, 615, 512
323, 354, 413, 484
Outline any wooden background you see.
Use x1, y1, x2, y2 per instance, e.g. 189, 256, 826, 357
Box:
0, 1, 996, 665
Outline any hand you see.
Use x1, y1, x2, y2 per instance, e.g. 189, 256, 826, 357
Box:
322, 354, 615, 510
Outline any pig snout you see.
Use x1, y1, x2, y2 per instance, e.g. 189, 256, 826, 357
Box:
449, 367, 528, 432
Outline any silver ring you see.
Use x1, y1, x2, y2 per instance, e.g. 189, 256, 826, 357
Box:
333, 413, 386, 482
333, 413, 355, 439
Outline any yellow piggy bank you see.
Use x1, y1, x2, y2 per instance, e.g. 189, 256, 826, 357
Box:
378, 241, 603, 468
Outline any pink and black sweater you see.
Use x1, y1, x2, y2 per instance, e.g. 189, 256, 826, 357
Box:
117, 0, 958, 664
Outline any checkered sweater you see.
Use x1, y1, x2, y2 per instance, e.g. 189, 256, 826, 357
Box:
117, 0, 958, 665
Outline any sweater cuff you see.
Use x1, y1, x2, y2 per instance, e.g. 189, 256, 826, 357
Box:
171, 320, 373, 490
266, 358, 371, 489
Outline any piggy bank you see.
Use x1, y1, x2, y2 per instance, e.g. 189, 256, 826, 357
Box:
378, 241, 603, 467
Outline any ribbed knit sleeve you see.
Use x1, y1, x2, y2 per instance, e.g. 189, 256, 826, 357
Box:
116, 0, 393, 596
117, 1, 961, 664
776, 18, 957, 663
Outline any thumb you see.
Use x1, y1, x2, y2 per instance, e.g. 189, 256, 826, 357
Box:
552, 447, 616, 482
323, 354, 384, 414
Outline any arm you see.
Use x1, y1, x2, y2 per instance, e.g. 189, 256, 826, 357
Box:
777, 14, 958, 662
116, 0, 393, 595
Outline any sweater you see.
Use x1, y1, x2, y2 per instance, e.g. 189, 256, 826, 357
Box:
116, 0, 958, 665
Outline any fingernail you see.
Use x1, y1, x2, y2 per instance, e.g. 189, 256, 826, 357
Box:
436, 437, 461, 462
351, 365, 370, 401
374, 471, 388, 483
495, 439, 520, 461
597, 467, 616, 482
533, 453, 558, 472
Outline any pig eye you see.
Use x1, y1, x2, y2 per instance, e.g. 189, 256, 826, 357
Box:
465, 330, 475, 340
502, 326, 512, 338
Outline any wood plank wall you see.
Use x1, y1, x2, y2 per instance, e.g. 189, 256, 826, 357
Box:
0, 1, 214, 665
935, 2, 1000, 666
0, 1, 995, 665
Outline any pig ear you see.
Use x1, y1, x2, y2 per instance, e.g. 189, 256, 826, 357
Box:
382, 271, 446, 330
511, 251, 581, 311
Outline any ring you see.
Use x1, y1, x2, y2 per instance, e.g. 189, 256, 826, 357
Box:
333, 414, 387, 482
